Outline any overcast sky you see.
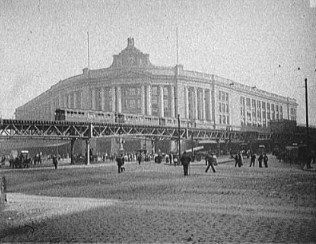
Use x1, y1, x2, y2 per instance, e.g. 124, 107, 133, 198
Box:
0, 0, 315, 126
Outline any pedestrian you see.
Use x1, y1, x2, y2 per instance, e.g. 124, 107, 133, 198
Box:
165, 154, 169, 164
205, 152, 216, 173
1, 176, 7, 202
169, 153, 173, 165
137, 153, 142, 165
263, 154, 268, 168
180, 151, 191, 176
116, 154, 125, 173
258, 154, 263, 168
235, 153, 243, 167
39, 152, 42, 164
238, 152, 243, 167
234, 153, 239, 167
250, 153, 256, 167
52, 155, 58, 169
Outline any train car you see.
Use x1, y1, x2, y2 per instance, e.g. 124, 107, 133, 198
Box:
54, 108, 235, 131
55, 108, 115, 123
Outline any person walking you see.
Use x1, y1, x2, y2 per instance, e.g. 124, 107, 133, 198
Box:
137, 153, 142, 165
205, 152, 216, 173
263, 154, 268, 168
234, 153, 239, 167
235, 153, 243, 167
258, 154, 263, 168
180, 151, 191, 176
250, 153, 256, 167
116, 154, 125, 173
52, 155, 58, 169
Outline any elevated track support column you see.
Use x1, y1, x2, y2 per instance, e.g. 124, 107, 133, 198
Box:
70, 138, 75, 165
86, 123, 93, 165
86, 139, 90, 165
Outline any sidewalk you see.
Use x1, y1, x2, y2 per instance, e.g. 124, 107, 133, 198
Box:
0, 156, 236, 173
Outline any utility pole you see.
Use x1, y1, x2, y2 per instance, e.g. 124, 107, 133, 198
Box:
178, 114, 181, 160
87, 31, 90, 69
305, 78, 309, 147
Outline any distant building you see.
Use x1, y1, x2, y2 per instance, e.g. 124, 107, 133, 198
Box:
15, 38, 298, 154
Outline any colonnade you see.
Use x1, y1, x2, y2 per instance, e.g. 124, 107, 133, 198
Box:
57, 84, 214, 122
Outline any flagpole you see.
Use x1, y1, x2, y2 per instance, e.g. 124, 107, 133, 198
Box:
87, 31, 90, 69
176, 27, 179, 65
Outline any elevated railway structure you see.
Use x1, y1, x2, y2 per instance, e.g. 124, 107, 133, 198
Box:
1, 118, 275, 164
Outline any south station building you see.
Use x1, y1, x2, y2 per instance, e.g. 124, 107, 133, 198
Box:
15, 38, 298, 155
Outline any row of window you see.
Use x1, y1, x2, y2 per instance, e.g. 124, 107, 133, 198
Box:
241, 97, 284, 113
239, 96, 299, 127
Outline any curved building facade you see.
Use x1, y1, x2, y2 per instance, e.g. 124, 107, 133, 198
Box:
15, 37, 298, 133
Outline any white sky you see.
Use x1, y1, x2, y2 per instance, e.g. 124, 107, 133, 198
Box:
0, 0, 315, 125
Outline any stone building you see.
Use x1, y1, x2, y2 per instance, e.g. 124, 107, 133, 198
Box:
15, 38, 298, 155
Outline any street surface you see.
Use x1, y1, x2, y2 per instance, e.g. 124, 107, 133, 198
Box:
0, 155, 315, 243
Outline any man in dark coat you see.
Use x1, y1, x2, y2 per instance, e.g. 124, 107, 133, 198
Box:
180, 151, 191, 176
258, 154, 263, 168
205, 152, 216, 173
263, 154, 268, 168
52, 155, 58, 169
250, 153, 256, 167
137, 153, 142, 165
116, 154, 125, 173
235, 153, 243, 167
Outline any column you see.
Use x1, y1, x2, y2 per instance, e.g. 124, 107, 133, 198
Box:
141, 85, 145, 115
194, 87, 198, 120
185, 87, 189, 119
73, 92, 77, 109
159, 86, 164, 117
69, 93, 72, 108
64, 94, 67, 108
263, 109, 267, 127
117, 86, 122, 113
146, 85, 151, 115
101, 87, 105, 111
205, 89, 211, 121
202, 88, 205, 121
86, 139, 90, 165
111, 87, 116, 112
170, 86, 175, 118
91, 89, 96, 110
70, 139, 75, 164
211, 89, 215, 124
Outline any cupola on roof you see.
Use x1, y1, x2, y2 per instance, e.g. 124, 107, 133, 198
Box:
110, 37, 153, 68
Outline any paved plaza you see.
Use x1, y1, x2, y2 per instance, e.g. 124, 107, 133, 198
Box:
0, 156, 315, 243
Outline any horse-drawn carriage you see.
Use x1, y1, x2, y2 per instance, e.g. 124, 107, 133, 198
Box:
9, 150, 32, 168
